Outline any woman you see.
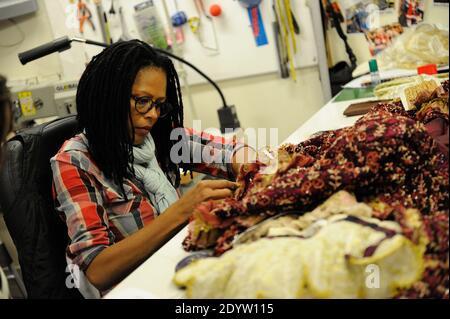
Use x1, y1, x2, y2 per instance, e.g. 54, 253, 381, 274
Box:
51, 40, 252, 297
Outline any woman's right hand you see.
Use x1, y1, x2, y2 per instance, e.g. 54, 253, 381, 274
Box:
175, 179, 238, 218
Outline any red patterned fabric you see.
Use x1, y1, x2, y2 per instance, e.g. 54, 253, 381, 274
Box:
183, 81, 449, 298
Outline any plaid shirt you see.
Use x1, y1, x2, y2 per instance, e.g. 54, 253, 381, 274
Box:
51, 129, 243, 272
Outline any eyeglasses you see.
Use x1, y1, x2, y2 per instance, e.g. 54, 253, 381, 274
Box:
131, 95, 173, 118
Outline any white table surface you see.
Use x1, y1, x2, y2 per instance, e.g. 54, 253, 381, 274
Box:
104, 96, 375, 299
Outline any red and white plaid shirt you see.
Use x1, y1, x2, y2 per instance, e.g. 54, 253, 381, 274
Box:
51, 128, 243, 272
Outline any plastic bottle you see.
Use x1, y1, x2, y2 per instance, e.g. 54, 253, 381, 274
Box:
369, 59, 381, 86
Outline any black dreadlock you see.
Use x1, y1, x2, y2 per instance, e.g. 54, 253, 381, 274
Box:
76, 40, 184, 196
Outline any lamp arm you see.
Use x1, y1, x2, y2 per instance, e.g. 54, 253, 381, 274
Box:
18, 37, 228, 108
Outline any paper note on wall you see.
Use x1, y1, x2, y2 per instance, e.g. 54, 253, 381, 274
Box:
18, 91, 36, 116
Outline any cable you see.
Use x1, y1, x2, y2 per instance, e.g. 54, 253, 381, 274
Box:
72, 38, 228, 107
0, 19, 25, 48
18, 37, 239, 131
155, 48, 227, 107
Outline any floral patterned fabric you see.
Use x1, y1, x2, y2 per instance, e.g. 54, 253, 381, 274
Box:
183, 80, 449, 298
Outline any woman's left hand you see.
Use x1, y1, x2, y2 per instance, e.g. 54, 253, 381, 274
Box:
231, 146, 258, 179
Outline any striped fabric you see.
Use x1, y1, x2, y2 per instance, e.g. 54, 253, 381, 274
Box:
50, 129, 244, 271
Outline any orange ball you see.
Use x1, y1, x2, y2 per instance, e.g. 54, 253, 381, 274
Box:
209, 4, 222, 17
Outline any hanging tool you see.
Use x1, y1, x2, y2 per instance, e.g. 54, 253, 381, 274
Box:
93, 0, 108, 44
275, 0, 296, 80
188, 16, 201, 34
283, 0, 296, 53
194, 0, 211, 19
189, 0, 219, 53
103, 11, 113, 44
109, 0, 116, 15
272, 3, 289, 78
290, 7, 300, 34
118, 7, 132, 41
238, 0, 269, 47
77, 0, 96, 34
171, 0, 187, 44
162, 0, 199, 120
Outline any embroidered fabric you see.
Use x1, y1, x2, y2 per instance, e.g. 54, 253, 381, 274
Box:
182, 80, 449, 298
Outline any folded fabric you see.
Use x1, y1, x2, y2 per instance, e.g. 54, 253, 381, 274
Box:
174, 214, 425, 299
183, 99, 449, 255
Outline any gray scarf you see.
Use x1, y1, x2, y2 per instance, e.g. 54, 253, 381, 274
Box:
132, 133, 179, 216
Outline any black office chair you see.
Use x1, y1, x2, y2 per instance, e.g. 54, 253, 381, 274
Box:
0, 115, 83, 299
0, 237, 27, 298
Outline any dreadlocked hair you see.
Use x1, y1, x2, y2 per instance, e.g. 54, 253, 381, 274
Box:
76, 40, 184, 197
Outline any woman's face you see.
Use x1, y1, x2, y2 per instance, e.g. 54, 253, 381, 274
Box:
129, 66, 167, 145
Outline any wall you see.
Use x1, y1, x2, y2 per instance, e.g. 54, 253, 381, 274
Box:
326, 0, 449, 67
0, 1, 62, 85
112, 0, 320, 85
0, 0, 327, 144
182, 66, 325, 144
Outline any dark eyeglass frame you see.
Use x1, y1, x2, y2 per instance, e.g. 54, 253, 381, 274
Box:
131, 95, 173, 118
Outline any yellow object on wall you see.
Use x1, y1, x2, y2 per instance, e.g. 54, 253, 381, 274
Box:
17, 91, 36, 116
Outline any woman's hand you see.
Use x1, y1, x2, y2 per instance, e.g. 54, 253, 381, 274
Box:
176, 179, 238, 218
85, 179, 237, 291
